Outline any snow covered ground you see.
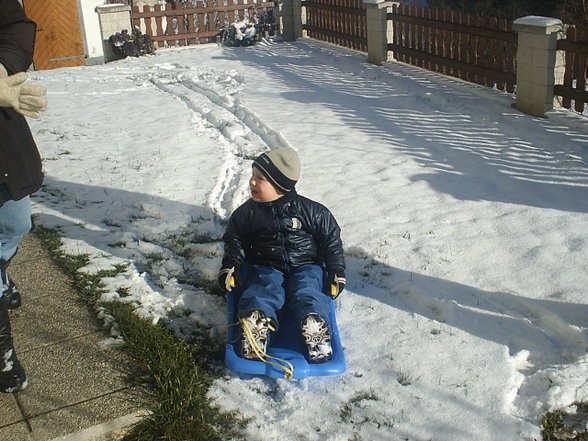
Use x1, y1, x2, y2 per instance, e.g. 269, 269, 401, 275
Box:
26, 38, 588, 440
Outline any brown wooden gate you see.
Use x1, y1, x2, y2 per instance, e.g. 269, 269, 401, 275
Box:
22, 0, 86, 70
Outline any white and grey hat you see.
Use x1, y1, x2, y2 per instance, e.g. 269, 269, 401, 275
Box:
253, 147, 300, 192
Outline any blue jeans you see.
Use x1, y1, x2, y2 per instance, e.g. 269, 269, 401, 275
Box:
0, 197, 32, 298
238, 264, 332, 330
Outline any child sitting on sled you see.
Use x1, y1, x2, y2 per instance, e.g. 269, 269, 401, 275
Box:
218, 147, 346, 363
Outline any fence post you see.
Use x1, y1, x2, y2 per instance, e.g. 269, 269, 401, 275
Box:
364, 0, 397, 65
278, 0, 303, 41
513, 15, 564, 117
95, 4, 132, 63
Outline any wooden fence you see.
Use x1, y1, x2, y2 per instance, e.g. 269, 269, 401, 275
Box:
388, 5, 517, 92
131, 0, 275, 47
131, 1, 588, 114
555, 27, 588, 113
301, 0, 367, 52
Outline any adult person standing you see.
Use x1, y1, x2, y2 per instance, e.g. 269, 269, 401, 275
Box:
0, 0, 48, 393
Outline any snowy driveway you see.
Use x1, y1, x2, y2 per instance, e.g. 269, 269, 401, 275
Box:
28, 39, 588, 441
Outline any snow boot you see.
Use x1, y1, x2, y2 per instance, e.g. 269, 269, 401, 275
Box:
1, 271, 21, 311
1, 257, 21, 310
0, 296, 27, 393
301, 313, 332, 363
240, 309, 271, 360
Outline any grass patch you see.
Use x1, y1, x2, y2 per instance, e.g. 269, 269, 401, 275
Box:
340, 390, 379, 423
396, 370, 414, 386
107, 301, 241, 441
541, 405, 588, 441
35, 225, 120, 302
33, 225, 242, 440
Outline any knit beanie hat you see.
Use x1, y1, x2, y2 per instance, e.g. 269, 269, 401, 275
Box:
253, 147, 300, 192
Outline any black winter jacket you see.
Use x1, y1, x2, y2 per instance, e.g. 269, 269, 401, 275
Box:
222, 191, 345, 275
0, 0, 43, 206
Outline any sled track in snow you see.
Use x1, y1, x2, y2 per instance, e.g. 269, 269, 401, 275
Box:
150, 73, 290, 219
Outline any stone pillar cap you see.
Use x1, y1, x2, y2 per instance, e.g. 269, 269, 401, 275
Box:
513, 15, 563, 33
363, 0, 397, 5
96, 4, 131, 13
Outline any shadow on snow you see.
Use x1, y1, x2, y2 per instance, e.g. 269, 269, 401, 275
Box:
215, 41, 588, 213
33, 178, 588, 371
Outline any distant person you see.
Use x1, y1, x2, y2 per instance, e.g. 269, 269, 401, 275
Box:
218, 147, 346, 363
0, 0, 48, 393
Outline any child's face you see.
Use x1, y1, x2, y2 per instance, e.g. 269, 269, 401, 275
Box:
250, 167, 284, 202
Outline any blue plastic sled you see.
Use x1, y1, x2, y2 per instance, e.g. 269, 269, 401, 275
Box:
224, 283, 346, 380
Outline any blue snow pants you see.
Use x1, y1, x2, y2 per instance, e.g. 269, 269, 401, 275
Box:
238, 264, 332, 331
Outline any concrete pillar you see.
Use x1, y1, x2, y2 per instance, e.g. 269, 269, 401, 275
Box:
513, 15, 564, 117
278, 0, 303, 41
364, 0, 397, 65
95, 4, 132, 63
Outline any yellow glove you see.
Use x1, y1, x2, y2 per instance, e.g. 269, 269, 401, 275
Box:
218, 266, 241, 292
326, 270, 346, 299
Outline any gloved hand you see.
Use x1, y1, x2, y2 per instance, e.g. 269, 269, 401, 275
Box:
218, 265, 241, 292
18, 83, 47, 118
0, 64, 47, 118
325, 270, 346, 299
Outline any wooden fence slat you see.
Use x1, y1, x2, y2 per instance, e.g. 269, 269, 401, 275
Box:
177, 2, 186, 46
414, 6, 421, 68
495, 18, 506, 90
408, 5, 415, 66
431, 7, 439, 71
328, 0, 334, 45
228, 0, 236, 26
154, 4, 164, 47
459, 12, 469, 82
472, 15, 482, 84
459, 12, 468, 77
164, 3, 175, 44
447, 10, 455, 76
441, 9, 448, 75
131, 6, 141, 32
196, 0, 206, 43
453, 11, 460, 78
423, 8, 431, 71
187, 4, 196, 45
561, 27, 575, 109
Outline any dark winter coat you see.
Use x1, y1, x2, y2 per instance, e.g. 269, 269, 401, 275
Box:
222, 190, 346, 275
0, 0, 43, 206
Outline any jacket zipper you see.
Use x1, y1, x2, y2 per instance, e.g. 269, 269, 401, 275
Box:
272, 204, 290, 272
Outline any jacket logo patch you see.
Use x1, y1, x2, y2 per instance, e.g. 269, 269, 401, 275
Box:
291, 218, 302, 230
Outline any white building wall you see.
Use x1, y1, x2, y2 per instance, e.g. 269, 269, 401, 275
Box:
79, 0, 107, 65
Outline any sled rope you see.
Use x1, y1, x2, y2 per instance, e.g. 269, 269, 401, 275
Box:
240, 317, 295, 380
